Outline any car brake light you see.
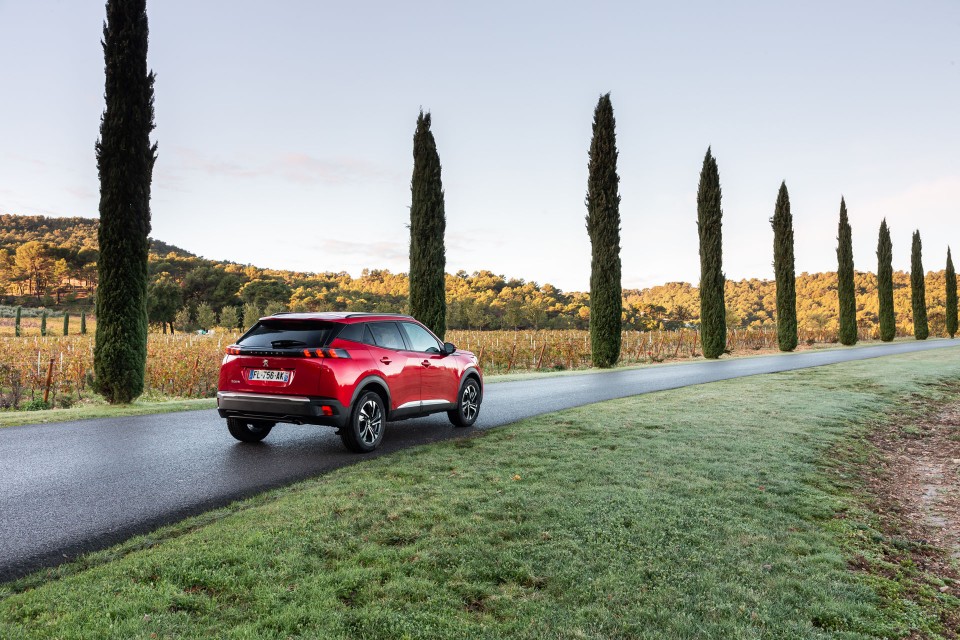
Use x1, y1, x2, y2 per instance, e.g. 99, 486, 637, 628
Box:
302, 348, 351, 359
225, 346, 241, 355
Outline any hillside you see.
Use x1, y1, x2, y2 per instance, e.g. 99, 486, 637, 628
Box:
0, 214, 195, 258
0, 213, 952, 336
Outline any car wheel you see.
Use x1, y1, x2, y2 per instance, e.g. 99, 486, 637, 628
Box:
448, 378, 481, 428
341, 391, 386, 453
227, 418, 273, 443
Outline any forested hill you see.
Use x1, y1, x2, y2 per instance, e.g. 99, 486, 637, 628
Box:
0, 213, 951, 336
0, 214, 194, 258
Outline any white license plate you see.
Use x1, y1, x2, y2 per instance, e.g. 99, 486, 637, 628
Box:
248, 369, 290, 382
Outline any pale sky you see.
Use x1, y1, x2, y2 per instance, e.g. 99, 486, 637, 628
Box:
1, 1, 957, 292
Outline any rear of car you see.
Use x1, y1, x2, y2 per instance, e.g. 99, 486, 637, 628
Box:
216, 313, 483, 453
217, 316, 363, 429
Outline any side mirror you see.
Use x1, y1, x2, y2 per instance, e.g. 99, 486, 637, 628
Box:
443, 342, 456, 355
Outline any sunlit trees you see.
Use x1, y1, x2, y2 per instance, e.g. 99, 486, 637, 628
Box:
242, 303, 261, 330
196, 302, 216, 330
94, 0, 157, 403
147, 273, 182, 334
911, 230, 929, 340
836, 198, 857, 345
771, 182, 797, 351
408, 110, 447, 339
585, 93, 623, 367
697, 148, 726, 358
240, 278, 292, 311
219, 305, 240, 331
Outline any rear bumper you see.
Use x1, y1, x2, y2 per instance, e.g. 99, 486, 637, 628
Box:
216, 391, 348, 428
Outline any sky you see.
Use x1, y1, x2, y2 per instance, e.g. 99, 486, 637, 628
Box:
1, 0, 958, 293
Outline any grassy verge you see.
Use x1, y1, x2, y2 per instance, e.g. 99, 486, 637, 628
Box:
0, 398, 216, 428
2, 350, 959, 639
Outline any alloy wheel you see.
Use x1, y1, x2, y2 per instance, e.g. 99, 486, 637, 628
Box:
358, 399, 383, 445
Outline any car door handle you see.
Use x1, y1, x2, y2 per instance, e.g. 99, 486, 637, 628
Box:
421, 360, 431, 367
380, 357, 392, 365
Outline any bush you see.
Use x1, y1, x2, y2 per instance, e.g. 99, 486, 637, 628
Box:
22, 398, 50, 411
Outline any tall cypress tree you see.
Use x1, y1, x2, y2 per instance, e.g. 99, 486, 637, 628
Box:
876, 219, 895, 342
836, 198, 857, 345
770, 181, 797, 351
585, 93, 622, 368
94, 0, 156, 403
946, 247, 957, 339
697, 148, 725, 359
910, 230, 929, 340
14, 306, 21, 338
408, 111, 446, 339
63, 313, 70, 336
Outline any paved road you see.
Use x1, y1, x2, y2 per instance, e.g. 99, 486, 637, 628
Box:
2, 339, 958, 581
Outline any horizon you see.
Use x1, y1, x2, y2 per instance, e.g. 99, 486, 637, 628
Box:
1, 1, 957, 292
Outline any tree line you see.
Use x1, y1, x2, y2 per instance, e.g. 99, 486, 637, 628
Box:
2, 220, 954, 337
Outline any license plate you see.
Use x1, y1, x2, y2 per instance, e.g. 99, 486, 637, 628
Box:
248, 369, 290, 382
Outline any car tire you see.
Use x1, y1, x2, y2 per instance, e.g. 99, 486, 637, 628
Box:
227, 418, 273, 443
341, 391, 386, 453
448, 378, 481, 428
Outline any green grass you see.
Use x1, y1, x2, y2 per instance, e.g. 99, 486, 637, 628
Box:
0, 398, 216, 428
2, 350, 959, 638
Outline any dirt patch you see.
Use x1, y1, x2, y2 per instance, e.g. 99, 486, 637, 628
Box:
870, 401, 960, 566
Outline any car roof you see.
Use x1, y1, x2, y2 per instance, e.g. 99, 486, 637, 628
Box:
260, 312, 416, 324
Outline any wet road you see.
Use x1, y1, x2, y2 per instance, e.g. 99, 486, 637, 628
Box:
1, 338, 957, 581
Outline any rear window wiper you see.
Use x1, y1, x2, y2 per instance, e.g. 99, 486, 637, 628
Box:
270, 339, 307, 348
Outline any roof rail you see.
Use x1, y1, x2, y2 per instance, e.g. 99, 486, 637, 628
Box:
344, 312, 412, 319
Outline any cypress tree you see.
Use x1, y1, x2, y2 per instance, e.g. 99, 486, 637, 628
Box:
94, 0, 157, 403
770, 181, 797, 351
697, 148, 726, 359
14, 306, 21, 338
408, 110, 447, 339
63, 312, 70, 336
876, 219, 895, 342
40, 312, 47, 337
946, 247, 957, 339
80, 311, 87, 335
836, 198, 857, 345
585, 93, 622, 368
910, 230, 929, 340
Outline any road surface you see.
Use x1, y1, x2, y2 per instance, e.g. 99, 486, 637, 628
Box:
1, 338, 957, 581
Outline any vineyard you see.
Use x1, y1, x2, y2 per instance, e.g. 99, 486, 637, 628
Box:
0, 324, 887, 410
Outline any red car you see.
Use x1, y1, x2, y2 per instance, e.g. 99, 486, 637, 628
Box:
216, 312, 482, 452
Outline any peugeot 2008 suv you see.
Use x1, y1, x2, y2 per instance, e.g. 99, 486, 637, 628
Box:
217, 313, 483, 452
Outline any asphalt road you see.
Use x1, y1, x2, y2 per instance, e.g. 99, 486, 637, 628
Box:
2, 339, 958, 581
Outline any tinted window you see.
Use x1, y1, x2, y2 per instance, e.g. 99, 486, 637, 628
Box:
238, 320, 337, 348
336, 322, 365, 343
400, 322, 441, 353
368, 322, 406, 350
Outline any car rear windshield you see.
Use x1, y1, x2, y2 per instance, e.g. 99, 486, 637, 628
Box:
237, 320, 340, 349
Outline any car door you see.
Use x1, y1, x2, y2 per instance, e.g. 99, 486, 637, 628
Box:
365, 322, 420, 412
399, 322, 458, 406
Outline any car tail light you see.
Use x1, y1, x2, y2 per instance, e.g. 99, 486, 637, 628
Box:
224, 346, 350, 358
303, 348, 351, 359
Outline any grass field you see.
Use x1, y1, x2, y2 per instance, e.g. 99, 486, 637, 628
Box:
1, 350, 959, 638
